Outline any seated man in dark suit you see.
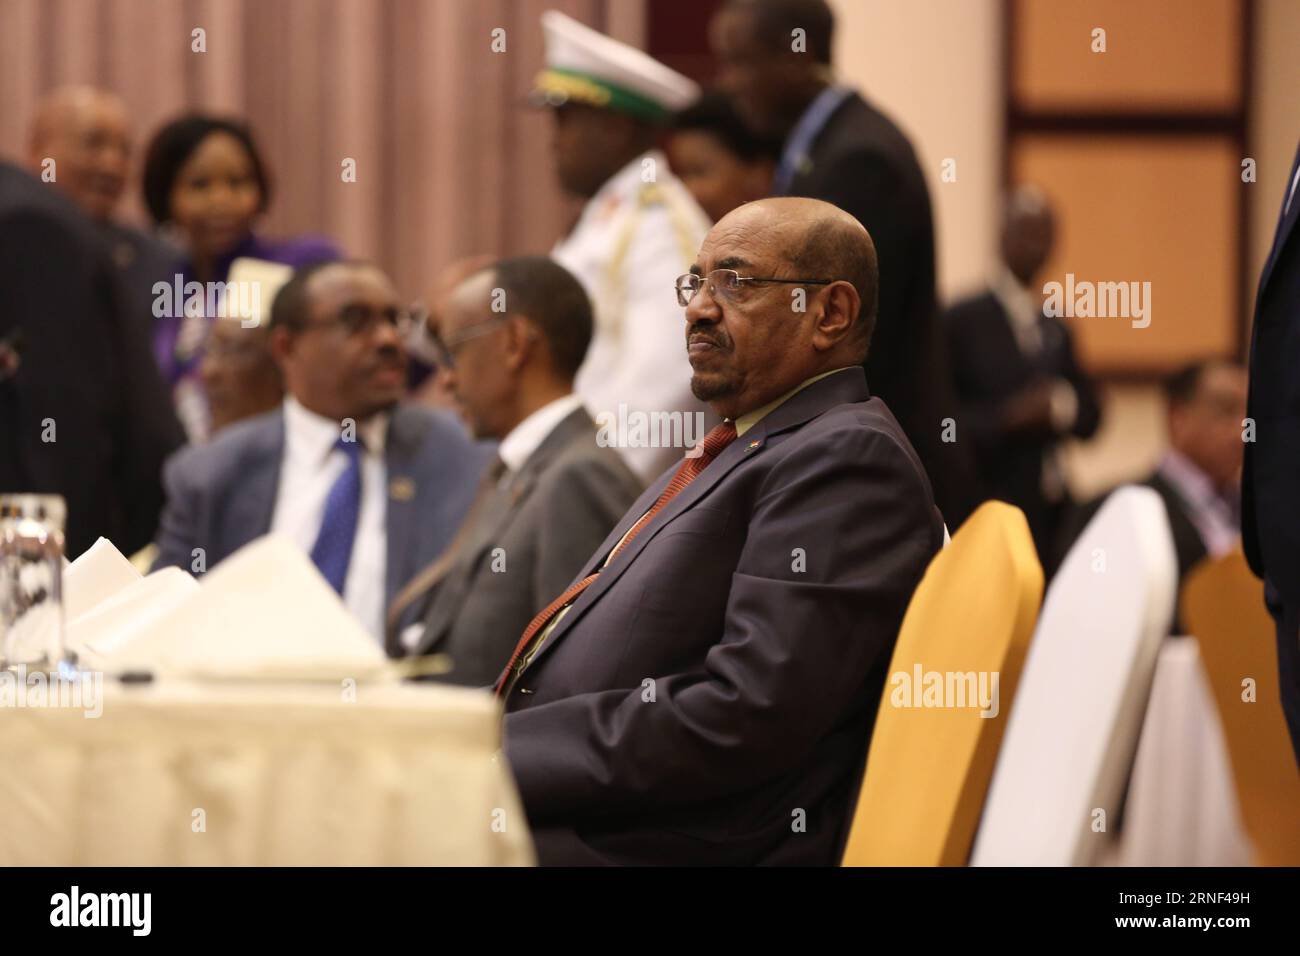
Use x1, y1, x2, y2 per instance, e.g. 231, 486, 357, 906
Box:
152, 260, 491, 643
501, 197, 944, 865
386, 257, 643, 681
945, 187, 1102, 558
1057, 359, 1247, 631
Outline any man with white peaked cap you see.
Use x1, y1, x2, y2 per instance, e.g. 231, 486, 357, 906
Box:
535, 10, 714, 481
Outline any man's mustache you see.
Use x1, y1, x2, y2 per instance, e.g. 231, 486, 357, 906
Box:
687, 324, 732, 350
362, 346, 406, 372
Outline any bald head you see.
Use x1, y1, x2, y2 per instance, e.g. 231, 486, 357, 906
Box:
29, 86, 131, 221
716, 197, 877, 340
683, 197, 876, 419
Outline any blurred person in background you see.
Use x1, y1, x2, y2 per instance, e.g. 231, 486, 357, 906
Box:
26, 86, 176, 344
668, 90, 779, 223
388, 256, 642, 681
151, 260, 490, 643
710, 0, 974, 525
199, 317, 284, 435
141, 114, 341, 442
535, 11, 713, 482
1057, 359, 1246, 632
0, 160, 182, 558
945, 187, 1101, 560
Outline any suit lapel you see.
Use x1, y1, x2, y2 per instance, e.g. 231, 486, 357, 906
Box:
414, 406, 597, 653
523, 369, 870, 673
384, 406, 423, 606
1258, 136, 1300, 299
222, 411, 284, 558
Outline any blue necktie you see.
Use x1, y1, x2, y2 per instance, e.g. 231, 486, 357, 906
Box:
310, 436, 363, 594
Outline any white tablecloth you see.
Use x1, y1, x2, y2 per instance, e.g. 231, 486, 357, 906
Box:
1115, 638, 1254, 866
0, 677, 534, 866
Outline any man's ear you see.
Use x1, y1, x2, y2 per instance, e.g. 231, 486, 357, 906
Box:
811, 281, 860, 350
269, 325, 294, 366
503, 315, 539, 373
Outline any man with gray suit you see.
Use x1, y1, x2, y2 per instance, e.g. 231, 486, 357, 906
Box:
501, 198, 943, 865
152, 261, 491, 642
388, 257, 642, 685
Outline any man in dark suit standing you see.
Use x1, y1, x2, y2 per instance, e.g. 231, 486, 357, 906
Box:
710, 0, 973, 524
945, 188, 1102, 558
27, 87, 177, 345
151, 261, 491, 643
501, 197, 944, 865
1243, 135, 1300, 766
0, 160, 182, 558
386, 257, 642, 683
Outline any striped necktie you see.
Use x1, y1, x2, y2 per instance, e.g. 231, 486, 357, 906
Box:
494, 421, 738, 695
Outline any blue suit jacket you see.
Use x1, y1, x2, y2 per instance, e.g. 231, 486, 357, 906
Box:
1243, 135, 1300, 765
502, 368, 944, 865
151, 402, 492, 607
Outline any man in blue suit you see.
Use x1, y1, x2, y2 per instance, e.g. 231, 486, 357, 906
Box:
152, 260, 491, 642
1243, 137, 1300, 767
501, 197, 944, 864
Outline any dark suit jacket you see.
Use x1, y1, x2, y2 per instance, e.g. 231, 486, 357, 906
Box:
502, 369, 944, 865
785, 90, 974, 525
945, 290, 1102, 553
402, 407, 643, 685
0, 161, 183, 557
1243, 135, 1300, 762
151, 403, 491, 607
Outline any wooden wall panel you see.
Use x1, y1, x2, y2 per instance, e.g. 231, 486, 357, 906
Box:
1012, 0, 1242, 112
1013, 134, 1239, 373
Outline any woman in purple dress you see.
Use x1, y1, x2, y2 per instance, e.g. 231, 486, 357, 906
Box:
142, 115, 341, 440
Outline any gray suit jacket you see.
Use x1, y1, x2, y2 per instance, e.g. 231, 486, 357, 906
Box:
402, 407, 643, 686
151, 402, 492, 608
502, 368, 944, 865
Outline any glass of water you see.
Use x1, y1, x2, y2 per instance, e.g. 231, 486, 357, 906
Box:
0, 494, 67, 672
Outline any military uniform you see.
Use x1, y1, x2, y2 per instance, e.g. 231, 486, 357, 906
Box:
536, 12, 712, 481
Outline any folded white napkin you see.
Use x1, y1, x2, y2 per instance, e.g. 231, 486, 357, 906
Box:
100, 534, 387, 680
63, 536, 141, 622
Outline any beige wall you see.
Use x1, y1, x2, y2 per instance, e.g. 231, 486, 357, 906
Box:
831, 0, 1296, 500
828, 0, 1002, 304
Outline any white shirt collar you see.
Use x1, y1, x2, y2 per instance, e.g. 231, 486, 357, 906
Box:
282, 395, 389, 464
989, 264, 1044, 353
497, 394, 584, 474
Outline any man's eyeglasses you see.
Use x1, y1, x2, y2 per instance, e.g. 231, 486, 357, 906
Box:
675, 269, 833, 307
427, 316, 511, 369
300, 304, 414, 338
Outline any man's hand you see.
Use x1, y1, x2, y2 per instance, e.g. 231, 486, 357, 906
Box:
1000, 380, 1056, 436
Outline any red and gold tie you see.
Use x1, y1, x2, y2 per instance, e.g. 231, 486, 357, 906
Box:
494, 421, 738, 695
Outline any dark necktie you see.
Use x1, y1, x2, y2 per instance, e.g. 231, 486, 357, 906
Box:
309, 436, 364, 594
494, 421, 738, 695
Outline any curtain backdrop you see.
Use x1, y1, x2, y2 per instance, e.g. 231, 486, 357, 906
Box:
0, 0, 645, 299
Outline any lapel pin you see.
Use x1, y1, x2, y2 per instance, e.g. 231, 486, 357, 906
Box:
389, 476, 416, 501
746, 439, 762, 453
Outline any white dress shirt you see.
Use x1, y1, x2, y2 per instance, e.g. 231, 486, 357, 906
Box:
270, 396, 390, 643
496, 394, 585, 480
1156, 448, 1241, 558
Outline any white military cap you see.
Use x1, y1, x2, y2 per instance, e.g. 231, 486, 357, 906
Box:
533, 10, 700, 121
